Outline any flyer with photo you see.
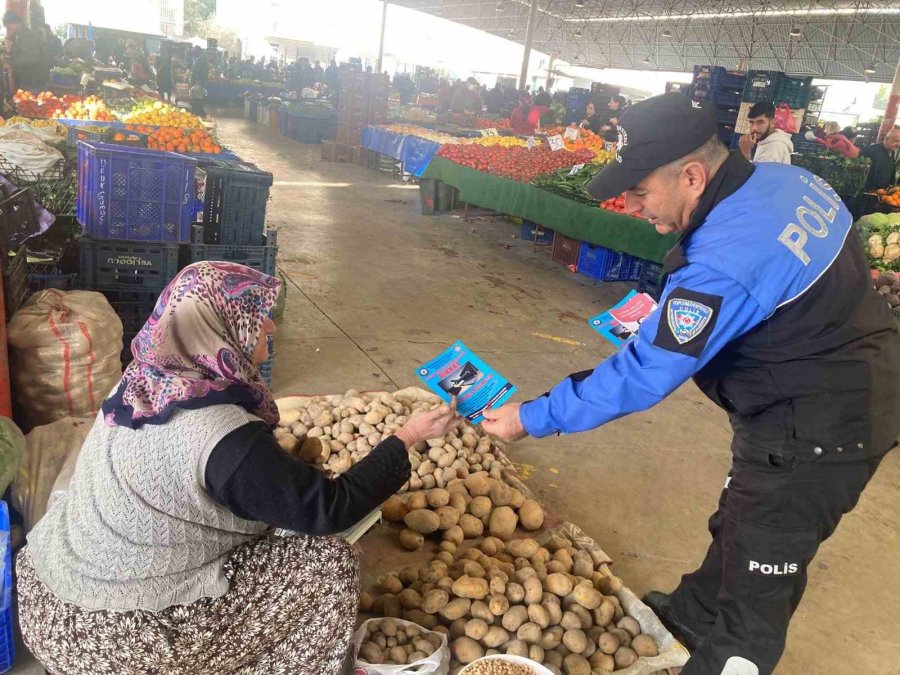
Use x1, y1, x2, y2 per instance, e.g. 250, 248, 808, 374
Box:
588, 290, 658, 349
416, 340, 517, 423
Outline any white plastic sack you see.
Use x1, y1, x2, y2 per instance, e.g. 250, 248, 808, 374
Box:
7, 290, 123, 430
11, 414, 94, 531
353, 618, 450, 675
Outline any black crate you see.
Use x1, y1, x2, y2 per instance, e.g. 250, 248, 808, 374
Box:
101, 288, 159, 366
2, 246, 28, 317
188, 225, 278, 275
637, 260, 666, 301
79, 237, 183, 291
0, 186, 40, 254
199, 160, 273, 246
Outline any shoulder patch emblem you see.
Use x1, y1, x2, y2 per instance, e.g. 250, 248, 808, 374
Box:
667, 299, 714, 344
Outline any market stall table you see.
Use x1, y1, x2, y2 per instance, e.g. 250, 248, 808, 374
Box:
360, 125, 443, 178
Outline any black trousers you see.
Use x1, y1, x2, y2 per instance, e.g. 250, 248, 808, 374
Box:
669, 444, 891, 674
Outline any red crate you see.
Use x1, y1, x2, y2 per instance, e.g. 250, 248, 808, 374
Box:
551, 233, 580, 268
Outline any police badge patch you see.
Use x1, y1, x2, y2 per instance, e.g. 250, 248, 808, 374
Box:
654, 288, 723, 357
668, 299, 713, 344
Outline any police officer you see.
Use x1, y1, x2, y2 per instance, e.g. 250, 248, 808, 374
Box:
482, 93, 900, 674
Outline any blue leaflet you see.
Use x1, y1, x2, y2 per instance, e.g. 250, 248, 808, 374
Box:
416, 340, 517, 423
587, 290, 658, 350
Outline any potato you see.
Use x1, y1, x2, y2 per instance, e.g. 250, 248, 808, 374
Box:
379, 574, 403, 595
427, 488, 450, 508
465, 473, 493, 497
470, 601, 494, 623
452, 576, 489, 600
506, 582, 526, 604
501, 605, 529, 632
572, 582, 603, 610
444, 525, 465, 545
461, 560, 487, 579
407, 650, 427, 663
389, 645, 407, 663
398, 588, 423, 610
524, 576, 543, 605
553, 549, 574, 573
422, 589, 450, 614
488, 593, 510, 616
617, 616, 641, 638
631, 633, 659, 657
404, 509, 441, 534
609, 628, 632, 648
563, 653, 591, 675
545, 573, 575, 597
383, 595, 402, 618
441, 598, 471, 621
598, 631, 620, 655
489, 506, 518, 540
546, 560, 567, 575
518, 499, 544, 531
434, 506, 460, 530
593, 599, 616, 627
405, 491, 428, 510
438, 541, 457, 555
562, 628, 587, 654
397, 566, 419, 586
381, 496, 408, 522
480, 537, 506, 556
516, 621, 542, 644
543, 625, 565, 646
464, 618, 490, 641
482, 626, 510, 648
448, 492, 468, 514
399, 529, 424, 551
451, 637, 484, 664
544, 649, 563, 668
506, 538, 540, 559
450, 618, 468, 640
422, 561, 449, 584
459, 514, 485, 538
404, 609, 438, 629
614, 646, 637, 668
590, 651, 615, 671
359, 642, 384, 663
596, 575, 623, 595
528, 604, 550, 630
506, 639, 529, 657
559, 611, 582, 631
543, 600, 563, 626
489, 481, 514, 507
489, 574, 507, 596
469, 496, 493, 518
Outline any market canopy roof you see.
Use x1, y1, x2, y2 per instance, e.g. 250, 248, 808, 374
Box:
390, 0, 900, 82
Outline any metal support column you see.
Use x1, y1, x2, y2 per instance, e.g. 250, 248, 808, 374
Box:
518, 0, 539, 90
376, 1, 388, 74
878, 56, 900, 141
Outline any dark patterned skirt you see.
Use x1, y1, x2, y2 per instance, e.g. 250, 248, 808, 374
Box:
17, 533, 360, 674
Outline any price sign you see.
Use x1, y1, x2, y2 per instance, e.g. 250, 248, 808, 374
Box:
569, 163, 585, 176
564, 126, 580, 141
526, 136, 536, 149
547, 134, 565, 151
604, 141, 615, 152
480, 128, 499, 137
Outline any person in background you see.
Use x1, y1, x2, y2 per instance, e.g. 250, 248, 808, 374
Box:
311, 60, 325, 84
534, 86, 552, 106
738, 102, 794, 164
190, 46, 209, 117
580, 100, 605, 134
484, 83, 505, 115
155, 45, 173, 102
600, 95, 629, 141
509, 93, 549, 136
811, 121, 860, 159
450, 76, 483, 114
857, 127, 900, 216
41, 24, 62, 67
2, 11, 49, 92
325, 59, 339, 90
17, 262, 463, 675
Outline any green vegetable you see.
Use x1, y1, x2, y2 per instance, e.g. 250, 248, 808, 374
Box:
530, 164, 603, 204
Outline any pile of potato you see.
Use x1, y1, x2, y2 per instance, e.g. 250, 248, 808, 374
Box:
274, 389, 505, 485
357, 618, 444, 667
359, 533, 660, 675
382, 474, 544, 552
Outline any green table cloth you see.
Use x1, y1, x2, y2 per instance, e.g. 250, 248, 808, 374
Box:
422, 157, 678, 263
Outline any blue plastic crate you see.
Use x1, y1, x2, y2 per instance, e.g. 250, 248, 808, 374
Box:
199, 159, 273, 246
79, 236, 183, 291
188, 226, 278, 275
0, 501, 14, 674
77, 141, 197, 243
520, 221, 554, 245
577, 243, 643, 282
709, 90, 742, 107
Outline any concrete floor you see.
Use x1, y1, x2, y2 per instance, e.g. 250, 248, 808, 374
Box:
217, 117, 900, 675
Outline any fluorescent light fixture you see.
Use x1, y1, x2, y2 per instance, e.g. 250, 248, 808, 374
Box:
575, 27, 583, 37
662, 29, 672, 37
643, 56, 652, 64
496, 3, 503, 12
574, 0, 585, 7
864, 63, 877, 75
789, 26, 801, 37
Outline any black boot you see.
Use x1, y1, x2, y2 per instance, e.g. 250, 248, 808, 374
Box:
642, 591, 706, 652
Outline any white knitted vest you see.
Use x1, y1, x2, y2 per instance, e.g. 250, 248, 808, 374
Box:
27, 404, 268, 612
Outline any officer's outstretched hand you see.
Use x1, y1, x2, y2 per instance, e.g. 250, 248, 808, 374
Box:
481, 402, 528, 442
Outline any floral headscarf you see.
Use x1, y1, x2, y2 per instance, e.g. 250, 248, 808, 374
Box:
102, 261, 281, 429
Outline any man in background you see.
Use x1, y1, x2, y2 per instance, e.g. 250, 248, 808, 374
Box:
857, 127, 900, 216
450, 77, 483, 114
738, 102, 793, 164
3, 11, 49, 92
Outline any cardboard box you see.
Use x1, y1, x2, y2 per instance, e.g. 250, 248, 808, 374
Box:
335, 142, 352, 163
321, 140, 338, 162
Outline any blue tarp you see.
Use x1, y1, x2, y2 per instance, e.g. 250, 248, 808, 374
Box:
360, 125, 442, 177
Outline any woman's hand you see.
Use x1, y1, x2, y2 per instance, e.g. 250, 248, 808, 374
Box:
395, 397, 463, 450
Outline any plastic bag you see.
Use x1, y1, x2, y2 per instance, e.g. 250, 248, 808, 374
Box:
773, 103, 799, 133
11, 414, 94, 531
7, 290, 123, 430
352, 618, 450, 675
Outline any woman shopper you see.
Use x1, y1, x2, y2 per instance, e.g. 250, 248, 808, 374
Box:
509, 93, 549, 136
17, 261, 462, 674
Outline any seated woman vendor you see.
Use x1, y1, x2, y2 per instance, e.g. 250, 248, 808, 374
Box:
17, 261, 462, 675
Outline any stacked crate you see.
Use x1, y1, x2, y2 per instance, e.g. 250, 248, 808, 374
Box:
689, 66, 748, 147
329, 71, 390, 162
76, 141, 197, 365
564, 88, 592, 126
733, 71, 812, 145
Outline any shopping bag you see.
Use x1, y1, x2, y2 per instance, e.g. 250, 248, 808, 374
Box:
352, 618, 450, 675
773, 104, 799, 133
